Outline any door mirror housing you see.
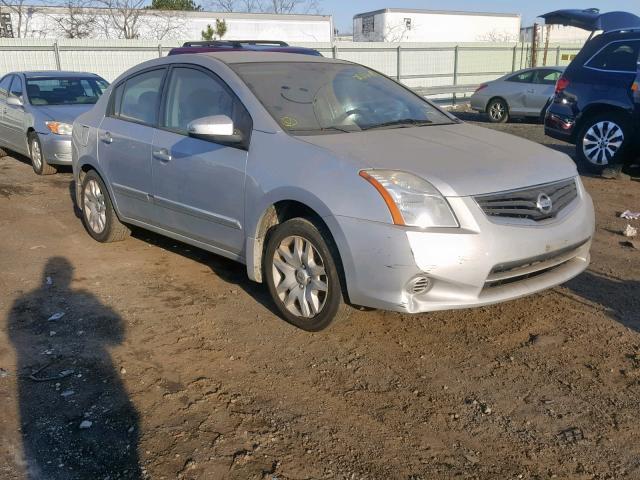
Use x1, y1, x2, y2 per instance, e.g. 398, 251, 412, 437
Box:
7, 95, 23, 107
187, 115, 243, 144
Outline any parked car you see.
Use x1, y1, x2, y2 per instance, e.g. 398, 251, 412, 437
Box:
470, 67, 565, 123
543, 9, 640, 173
72, 52, 595, 331
0, 71, 108, 175
169, 40, 321, 56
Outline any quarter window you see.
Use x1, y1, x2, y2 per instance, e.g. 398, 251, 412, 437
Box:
161, 67, 251, 141
587, 41, 640, 72
117, 69, 165, 126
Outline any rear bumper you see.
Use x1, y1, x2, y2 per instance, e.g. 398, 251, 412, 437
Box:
470, 94, 488, 112
326, 179, 595, 314
544, 105, 578, 144
39, 133, 72, 165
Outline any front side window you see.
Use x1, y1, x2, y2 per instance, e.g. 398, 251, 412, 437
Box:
9, 76, 23, 98
26, 76, 108, 105
0, 75, 13, 100
587, 41, 640, 72
507, 70, 535, 83
534, 69, 562, 85
117, 69, 165, 126
231, 62, 453, 135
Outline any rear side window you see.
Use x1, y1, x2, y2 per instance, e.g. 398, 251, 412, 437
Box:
114, 69, 165, 126
507, 71, 535, 83
534, 69, 562, 85
587, 40, 640, 72
0, 75, 12, 99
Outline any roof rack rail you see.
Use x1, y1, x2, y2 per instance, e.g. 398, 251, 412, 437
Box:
181, 40, 289, 48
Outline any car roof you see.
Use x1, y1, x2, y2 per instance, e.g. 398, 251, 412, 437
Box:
194, 51, 347, 65
18, 71, 101, 78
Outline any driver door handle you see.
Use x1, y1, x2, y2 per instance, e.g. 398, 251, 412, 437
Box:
152, 148, 172, 162
100, 132, 113, 144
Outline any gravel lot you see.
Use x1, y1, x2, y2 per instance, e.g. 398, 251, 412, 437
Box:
0, 114, 639, 480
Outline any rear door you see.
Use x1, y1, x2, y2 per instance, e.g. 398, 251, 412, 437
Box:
151, 65, 252, 256
0, 75, 14, 149
503, 70, 537, 115
4, 75, 27, 151
97, 67, 166, 223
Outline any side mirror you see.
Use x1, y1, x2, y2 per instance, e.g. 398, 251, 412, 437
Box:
7, 95, 23, 107
187, 115, 243, 144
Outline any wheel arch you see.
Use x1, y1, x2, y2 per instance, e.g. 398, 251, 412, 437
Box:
575, 103, 633, 140
75, 162, 120, 217
246, 199, 349, 303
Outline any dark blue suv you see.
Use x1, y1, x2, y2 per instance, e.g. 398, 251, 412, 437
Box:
543, 9, 640, 174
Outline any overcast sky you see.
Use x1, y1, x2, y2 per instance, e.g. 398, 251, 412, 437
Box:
321, 0, 640, 33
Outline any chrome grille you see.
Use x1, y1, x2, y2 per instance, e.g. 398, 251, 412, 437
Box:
475, 178, 578, 222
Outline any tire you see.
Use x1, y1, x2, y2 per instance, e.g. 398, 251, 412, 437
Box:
29, 133, 56, 175
263, 218, 348, 332
487, 98, 509, 123
80, 170, 129, 243
575, 112, 632, 175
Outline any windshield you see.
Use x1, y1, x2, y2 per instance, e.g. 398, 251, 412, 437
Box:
26, 77, 109, 106
232, 62, 454, 134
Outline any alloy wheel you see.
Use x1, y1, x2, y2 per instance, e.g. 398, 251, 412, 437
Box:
83, 179, 107, 234
489, 102, 505, 121
31, 138, 42, 170
582, 121, 624, 166
271, 235, 328, 319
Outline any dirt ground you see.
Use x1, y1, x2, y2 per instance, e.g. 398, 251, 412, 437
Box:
0, 116, 639, 480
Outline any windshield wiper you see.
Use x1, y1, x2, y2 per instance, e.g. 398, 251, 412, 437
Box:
289, 125, 355, 134
361, 119, 434, 131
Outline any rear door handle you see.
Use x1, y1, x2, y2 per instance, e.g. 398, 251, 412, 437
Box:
152, 148, 172, 162
100, 132, 113, 144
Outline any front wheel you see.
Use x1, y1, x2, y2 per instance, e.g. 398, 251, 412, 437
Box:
29, 133, 56, 175
80, 170, 130, 243
264, 218, 346, 331
576, 113, 631, 175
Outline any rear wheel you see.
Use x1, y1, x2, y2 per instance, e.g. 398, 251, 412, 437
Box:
576, 112, 631, 174
81, 170, 130, 243
29, 133, 56, 175
264, 218, 347, 331
487, 98, 509, 123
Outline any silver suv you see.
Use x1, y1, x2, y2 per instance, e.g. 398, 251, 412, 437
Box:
72, 52, 595, 331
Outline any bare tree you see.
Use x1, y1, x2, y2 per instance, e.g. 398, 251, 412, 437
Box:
476, 30, 518, 43
48, 0, 99, 38
145, 9, 188, 39
208, 0, 317, 13
97, 0, 146, 39
0, 0, 45, 37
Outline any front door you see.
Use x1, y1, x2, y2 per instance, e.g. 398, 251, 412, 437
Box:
97, 68, 166, 223
526, 69, 562, 112
5, 75, 27, 152
151, 65, 252, 257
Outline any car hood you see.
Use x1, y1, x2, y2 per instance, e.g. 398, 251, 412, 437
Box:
32, 104, 95, 123
298, 122, 578, 197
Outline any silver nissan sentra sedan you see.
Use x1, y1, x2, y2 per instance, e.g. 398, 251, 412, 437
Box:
72, 52, 595, 331
0, 71, 108, 175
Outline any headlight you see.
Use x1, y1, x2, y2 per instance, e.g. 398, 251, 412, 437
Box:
45, 121, 73, 135
360, 170, 458, 228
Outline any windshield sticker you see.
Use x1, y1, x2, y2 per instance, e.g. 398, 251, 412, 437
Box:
280, 116, 298, 128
